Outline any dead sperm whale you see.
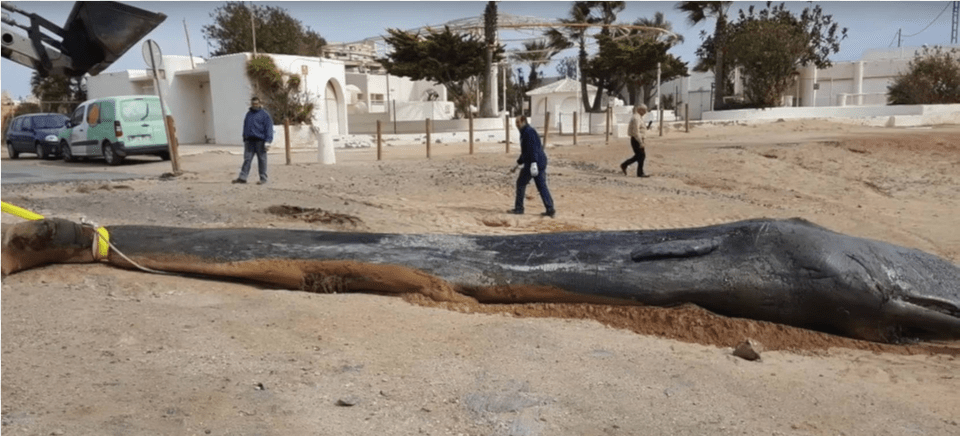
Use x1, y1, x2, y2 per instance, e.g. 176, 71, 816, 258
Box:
3, 217, 959, 343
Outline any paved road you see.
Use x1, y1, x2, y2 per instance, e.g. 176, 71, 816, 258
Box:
1, 155, 164, 185
1, 145, 239, 185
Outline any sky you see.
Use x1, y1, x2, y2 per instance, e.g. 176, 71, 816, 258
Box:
2, 1, 957, 99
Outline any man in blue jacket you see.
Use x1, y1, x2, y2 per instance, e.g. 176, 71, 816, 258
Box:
510, 115, 555, 217
233, 96, 274, 185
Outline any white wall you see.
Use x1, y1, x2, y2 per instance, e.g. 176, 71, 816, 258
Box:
87, 71, 141, 97
88, 57, 210, 144
350, 113, 504, 135
701, 103, 960, 127
89, 52, 351, 145
657, 46, 948, 118
530, 91, 599, 132
269, 54, 348, 135
346, 72, 447, 117
204, 54, 252, 145
158, 56, 207, 144
798, 57, 909, 107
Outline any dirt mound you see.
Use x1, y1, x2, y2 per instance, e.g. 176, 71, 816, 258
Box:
401, 293, 960, 357
265, 205, 363, 226
75, 183, 134, 193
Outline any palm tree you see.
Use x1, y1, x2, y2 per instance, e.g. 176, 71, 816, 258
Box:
676, 1, 731, 111
586, 1, 626, 111
544, 2, 590, 111
634, 12, 684, 46
480, 1, 498, 117
628, 12, 684, 106
512, 40, 562, 90
544, 2, 626, 112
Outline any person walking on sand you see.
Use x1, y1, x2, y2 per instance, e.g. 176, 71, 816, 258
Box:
509, 115, 555, 217
233, 96, 274, 185
620, 103, 650, 178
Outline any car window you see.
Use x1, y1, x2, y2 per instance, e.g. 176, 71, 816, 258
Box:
22, 117, 32, 130
120, 99, 163, 122
34, 116, 68, 129
87, 103, 101, 125
71, 106, 85, 126
11, 118, 22, 131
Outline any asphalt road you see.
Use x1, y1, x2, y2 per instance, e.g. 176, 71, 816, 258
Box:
1, 145, 239, 185
1, 153, 173, 185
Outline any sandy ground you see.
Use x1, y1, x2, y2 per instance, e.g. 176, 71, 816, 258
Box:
2, 119, 959, 435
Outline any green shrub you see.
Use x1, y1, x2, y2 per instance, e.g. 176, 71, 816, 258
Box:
246, 55, 315, 124
888, 46, 960, 105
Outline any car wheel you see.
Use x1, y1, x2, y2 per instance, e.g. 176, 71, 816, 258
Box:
61, 141, 75, 162
103, 142, 123, 166
7, 142, 19, 159
35, 141, 48, 159
159, 151, 171, 161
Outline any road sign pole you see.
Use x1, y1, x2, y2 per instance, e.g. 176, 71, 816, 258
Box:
145, 40, 181, 174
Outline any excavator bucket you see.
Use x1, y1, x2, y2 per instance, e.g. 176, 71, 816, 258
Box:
60, 1, 166, 76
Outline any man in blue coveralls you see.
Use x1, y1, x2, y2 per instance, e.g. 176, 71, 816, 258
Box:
233, 96, 274, 185
509, 115, 555, 217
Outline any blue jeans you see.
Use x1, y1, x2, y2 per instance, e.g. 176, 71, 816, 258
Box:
239, 140, 268, 182
515, 164, 554, 212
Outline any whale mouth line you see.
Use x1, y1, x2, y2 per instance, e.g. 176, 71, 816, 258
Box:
899, 295, 960, 319
631, 237, 721, 262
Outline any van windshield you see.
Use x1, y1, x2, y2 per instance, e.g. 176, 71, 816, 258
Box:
33, 115, 69, 129
120, 99, 164, 122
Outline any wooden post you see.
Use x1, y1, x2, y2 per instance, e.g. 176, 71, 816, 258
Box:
542, 111, 549, 148
284, 119, 291, 165
604, 107, 611, 145
573, 111, 578, 145
659, 105, 664, 137
685, 103, 689, 133
504, 114, 510, 154
376, 120, 382, 161
425, 118, 431, 159
468, 111, 474, 155
164, 115, 181, 174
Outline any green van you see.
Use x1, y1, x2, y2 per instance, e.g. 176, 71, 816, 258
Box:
58, 95, 171, 165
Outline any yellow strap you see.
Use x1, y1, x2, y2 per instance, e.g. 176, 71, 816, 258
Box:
1, 201, 45, 220
1, 201, 110, 259
94, 227, 110, 259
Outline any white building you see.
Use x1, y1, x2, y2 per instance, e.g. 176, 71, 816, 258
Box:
526, 78, 599, 132
345, 72, 448, 116
660, 45, 960, 120
794, 47, 941, 108
344, 72, 455, 133
87, 52, 349, 145
323, 40, 383, 74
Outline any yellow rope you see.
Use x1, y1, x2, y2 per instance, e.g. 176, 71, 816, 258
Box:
1, 201, 44, 221
1, 201, 110, 259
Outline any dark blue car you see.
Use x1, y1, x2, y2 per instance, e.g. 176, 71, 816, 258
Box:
5, 113, 70, 159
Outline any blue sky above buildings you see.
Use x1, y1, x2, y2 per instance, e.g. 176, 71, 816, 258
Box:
2, 1, 956, 99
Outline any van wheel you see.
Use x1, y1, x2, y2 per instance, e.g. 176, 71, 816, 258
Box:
35, 141, 48, 159
61, 141, 75, 162
103, 142, 124, 166
7, 142, 19, 159
159, 151, 171, 161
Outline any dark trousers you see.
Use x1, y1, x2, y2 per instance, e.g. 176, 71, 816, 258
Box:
621, 137, 646, 176
239, 140, 268, 182
515, 164, 554, 212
